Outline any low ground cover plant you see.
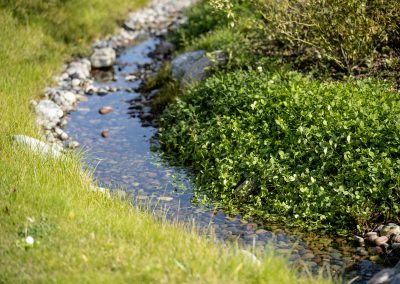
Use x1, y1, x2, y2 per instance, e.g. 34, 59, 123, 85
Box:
159, 69, 400, 231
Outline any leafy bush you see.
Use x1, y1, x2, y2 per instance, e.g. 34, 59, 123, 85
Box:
159, 70, 400, 231
257, 0, 400, 72
210, 0, 400, 77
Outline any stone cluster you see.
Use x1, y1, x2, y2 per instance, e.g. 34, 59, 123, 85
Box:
355, 224, 400, 262
32, 0, 197, 149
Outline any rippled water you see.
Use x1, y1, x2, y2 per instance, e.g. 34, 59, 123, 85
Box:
66, 38, 383, 283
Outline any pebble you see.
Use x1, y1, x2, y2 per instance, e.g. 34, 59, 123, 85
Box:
157, 196, 173, 202
354, 235, 365, 246
68, 141, 80, 149
99, 106, 113, 115
101, 131, 110, 138
125, 74, 137, 81
374, 236, 389, 246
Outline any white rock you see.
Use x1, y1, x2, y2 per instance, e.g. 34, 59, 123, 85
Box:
90, 47, 116, 68
240, 250, 261, 266
13, 135, 63, 158
35, 100, 63, 129
157, 196, 173, 202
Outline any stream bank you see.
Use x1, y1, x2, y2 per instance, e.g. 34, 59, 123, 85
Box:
31, 0, 400, 283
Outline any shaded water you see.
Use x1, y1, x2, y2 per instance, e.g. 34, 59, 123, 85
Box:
66, 38, 383, 283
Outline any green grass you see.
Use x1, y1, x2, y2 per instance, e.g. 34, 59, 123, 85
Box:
0, 1, 328, 283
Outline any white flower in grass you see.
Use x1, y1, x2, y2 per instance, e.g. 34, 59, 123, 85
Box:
25, 236, 34, 245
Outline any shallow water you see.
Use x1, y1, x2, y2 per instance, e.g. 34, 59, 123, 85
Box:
66, 38, 383, 283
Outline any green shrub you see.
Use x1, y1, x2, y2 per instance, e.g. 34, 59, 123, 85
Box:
210, 0, 400, 77
258, 0, 400, 73
159, 70, 400, 231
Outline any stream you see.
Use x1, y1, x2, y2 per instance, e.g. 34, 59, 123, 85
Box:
65, 37, 383, 283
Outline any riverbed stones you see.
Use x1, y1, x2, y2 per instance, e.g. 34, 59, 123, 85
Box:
45, 89, 77, 112
35, 100, 64, 129
90, 47, 116, 68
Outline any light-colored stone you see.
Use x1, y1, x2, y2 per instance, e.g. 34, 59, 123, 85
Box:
157, 196, 173, 202
90, 47, 116, 68
172, 50, 227, 86
68, 141, 80, 149
47, 90, 77, 111
171, 50, 205, 80
375, 236, 389, 246
240, 249, 261, 266
35, 100, 63, 129
381, 225, 400, 237
13, 135, 63, 158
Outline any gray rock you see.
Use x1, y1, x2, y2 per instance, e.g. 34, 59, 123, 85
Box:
35, 100, 63, 129
67, 61, 91, 79
13, 135, 63, 158
90, 47, 116, 68
172, 50, 227, 86
171, 50, 205, 80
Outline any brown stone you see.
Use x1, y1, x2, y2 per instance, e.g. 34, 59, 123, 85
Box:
101, 131, 109, 138
99, 106, 113, 115
374, 236, 389, 246
365, 234, 378, 245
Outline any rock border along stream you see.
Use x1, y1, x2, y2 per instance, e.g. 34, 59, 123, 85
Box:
18, 0, 400, 283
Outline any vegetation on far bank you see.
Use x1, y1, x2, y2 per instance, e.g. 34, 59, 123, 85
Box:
157, 0, 400, 232
0, 0, 328, 283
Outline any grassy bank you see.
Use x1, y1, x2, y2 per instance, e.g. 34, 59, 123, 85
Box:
157, 0, 400, 232
0, 1, 326, 283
